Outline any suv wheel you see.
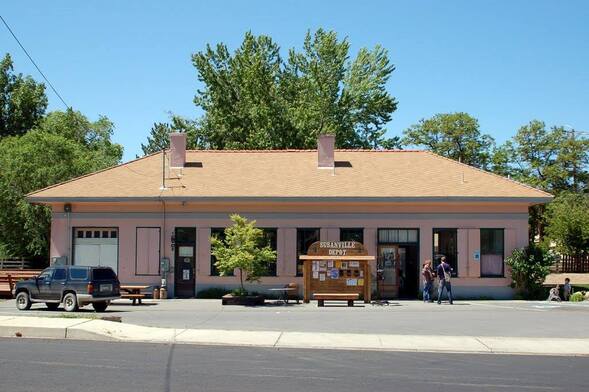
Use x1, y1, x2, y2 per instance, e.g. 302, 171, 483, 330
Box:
46, 303, 59, 311
92, 301, 108, 312
63, 293, 79, 312
15, 291, 32, 311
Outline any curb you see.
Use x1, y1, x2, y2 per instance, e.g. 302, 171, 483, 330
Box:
1, 316, 589, 357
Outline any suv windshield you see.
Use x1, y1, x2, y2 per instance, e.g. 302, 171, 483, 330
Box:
92, 268, 116, 280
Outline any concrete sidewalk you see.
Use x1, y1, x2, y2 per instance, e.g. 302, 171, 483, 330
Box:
1, 315, 588, 356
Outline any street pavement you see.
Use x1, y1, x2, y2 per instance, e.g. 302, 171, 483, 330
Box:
1, 338, 586, 392
0, 298, 587, 338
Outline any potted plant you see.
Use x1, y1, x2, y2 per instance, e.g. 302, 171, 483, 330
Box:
211, 214, 276, 306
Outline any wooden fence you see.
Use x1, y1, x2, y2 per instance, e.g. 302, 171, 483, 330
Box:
0, 258, 34, 269
554, 255, 589, 273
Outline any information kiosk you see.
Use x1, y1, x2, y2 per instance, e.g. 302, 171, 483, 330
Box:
300, 241, 374, 304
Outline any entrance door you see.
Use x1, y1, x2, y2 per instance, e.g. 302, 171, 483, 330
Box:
398, 245, 420, 299
174, 228, 196, 298
377, 245, 399, 299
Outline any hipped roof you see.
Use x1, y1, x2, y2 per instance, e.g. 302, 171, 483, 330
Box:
27, 150, 552, 203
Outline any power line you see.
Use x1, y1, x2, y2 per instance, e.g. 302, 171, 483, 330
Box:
0, 14, 69, 109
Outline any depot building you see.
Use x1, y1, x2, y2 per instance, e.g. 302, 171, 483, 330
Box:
27, 134, 552, 299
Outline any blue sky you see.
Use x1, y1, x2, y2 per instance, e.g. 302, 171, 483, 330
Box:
2, 1, 588, 161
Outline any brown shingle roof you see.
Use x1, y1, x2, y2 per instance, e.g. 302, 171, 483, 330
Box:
27, 150, 552, 202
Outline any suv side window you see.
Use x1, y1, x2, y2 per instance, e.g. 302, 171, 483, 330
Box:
53, 268, 66, 281
70, 267, 89, 280
38, 269, 53, 281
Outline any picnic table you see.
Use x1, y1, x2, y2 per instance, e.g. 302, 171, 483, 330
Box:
268, 287, 299, 304
119, 285, 150, 305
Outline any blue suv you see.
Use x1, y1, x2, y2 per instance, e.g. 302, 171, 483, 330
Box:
14, 265, 120, 312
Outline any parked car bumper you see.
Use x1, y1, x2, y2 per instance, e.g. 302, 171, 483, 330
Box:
76, 294, 120, 306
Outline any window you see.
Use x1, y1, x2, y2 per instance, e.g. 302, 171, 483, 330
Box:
261, 228, 277, 276
340, 228, 363, 243
433, 229, 458, 277
53, 268, 66, 280
92, 268, 117, 280
296, 228, 320, 276
136, 227, 161, 276
210, 228, 232, 276
70, 267, 89, 280
481, 229, 504, 277
378, 229, 419, 244
102, 230, 109, 238
38, 269, 53, 281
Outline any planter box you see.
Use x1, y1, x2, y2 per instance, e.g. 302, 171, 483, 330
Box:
221, 294, 265, 306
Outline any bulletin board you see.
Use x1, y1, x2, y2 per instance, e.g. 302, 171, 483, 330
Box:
300, 241, 374, 303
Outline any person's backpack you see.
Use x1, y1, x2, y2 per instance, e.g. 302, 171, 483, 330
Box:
443, 263, 451, 282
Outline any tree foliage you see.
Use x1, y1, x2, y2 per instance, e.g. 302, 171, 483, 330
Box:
497, 120, 589, 240
501, 120, 589, 194
545, 193, 589, 256
0, 110, 123, 258
161, 29, 397, 152
0, 53, 48, 137
210, 215, 276, 293
402, 112, 495, 168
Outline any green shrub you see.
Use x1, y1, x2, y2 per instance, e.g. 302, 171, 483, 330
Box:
570, 292, 584, 302
196, 287, 230, 299
505, 245, 555, 300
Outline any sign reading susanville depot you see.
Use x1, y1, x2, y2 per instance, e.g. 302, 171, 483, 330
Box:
306, 241, 368, 257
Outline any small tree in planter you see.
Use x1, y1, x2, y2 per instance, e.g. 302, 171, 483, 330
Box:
211, 214, 276, 296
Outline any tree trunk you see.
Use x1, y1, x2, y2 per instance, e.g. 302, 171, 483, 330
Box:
239, 268, 244, 292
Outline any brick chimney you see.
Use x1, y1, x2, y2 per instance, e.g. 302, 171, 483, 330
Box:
317, 134, 335, 168
169, 132, 186, 168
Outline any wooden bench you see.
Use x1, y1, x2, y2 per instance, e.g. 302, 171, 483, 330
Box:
0, 270, 41, 297
313, 293, 359, 307
120, 294, 145, 305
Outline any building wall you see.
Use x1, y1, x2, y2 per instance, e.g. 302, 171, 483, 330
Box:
49, 202, 530, 299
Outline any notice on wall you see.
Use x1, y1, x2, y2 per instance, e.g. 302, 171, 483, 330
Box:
473, 250, 481, 262
346, 278, 357, 286
357, 278, 364, 286
182, 269, 190, 280
319, 273, 326, 281
327, 260, 334, 268
313, 271, 319, 279
349, 261, 360, 268
329, 268, 339, 279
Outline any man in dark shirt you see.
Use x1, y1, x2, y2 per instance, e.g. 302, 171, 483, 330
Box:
437, 256, 453, 305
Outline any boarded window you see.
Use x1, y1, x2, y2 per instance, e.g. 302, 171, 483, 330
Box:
136, 227, 161, 275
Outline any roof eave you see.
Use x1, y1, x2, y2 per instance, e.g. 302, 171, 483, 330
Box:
26, 196, 554, 204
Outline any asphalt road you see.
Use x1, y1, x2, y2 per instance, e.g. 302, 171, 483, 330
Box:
0, 338, 586, 392
1, 299, 588, 338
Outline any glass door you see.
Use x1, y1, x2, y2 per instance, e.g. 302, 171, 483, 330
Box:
378, 245, 399, 299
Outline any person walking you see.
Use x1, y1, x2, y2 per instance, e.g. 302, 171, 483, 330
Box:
437, 256, 453, 305
422, 260, 434, 302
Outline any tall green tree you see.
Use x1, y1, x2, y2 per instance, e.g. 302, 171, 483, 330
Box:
497, 120, 589, 240
545, 193, 589, 257
0, 111, 123, 259
402, 112, 495, 168
0, 53, 48, 138
177, 29, 398, 151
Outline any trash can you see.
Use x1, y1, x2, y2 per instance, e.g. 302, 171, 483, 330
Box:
153, 287, 160, 300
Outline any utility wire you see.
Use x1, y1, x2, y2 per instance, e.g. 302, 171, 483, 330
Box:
0, 14, 70, 109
